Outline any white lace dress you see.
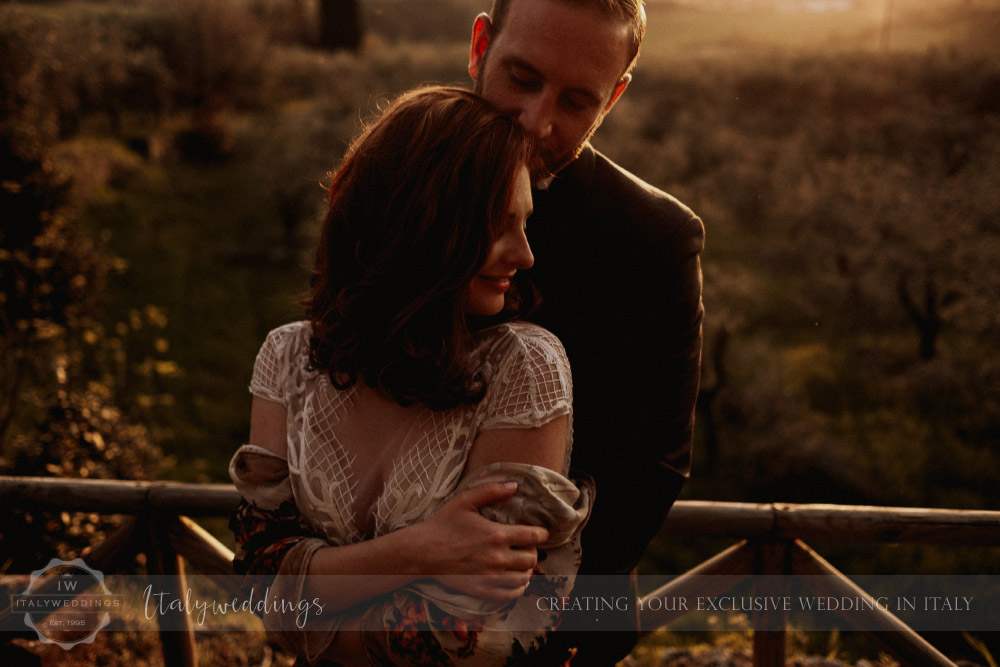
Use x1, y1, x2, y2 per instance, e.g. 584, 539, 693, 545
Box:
229, 320, 592, 665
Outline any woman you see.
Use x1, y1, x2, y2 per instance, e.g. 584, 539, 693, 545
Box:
229, 86, 591, 665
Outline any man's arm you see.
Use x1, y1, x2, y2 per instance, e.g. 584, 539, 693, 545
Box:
543, 149, 705, 574
578, 211, 703, 574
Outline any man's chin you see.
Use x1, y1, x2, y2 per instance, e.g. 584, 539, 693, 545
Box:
542, 145, 585, 176
541, 155, 566, 175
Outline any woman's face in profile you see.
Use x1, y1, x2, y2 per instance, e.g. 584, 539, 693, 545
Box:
463, 164, 534, 317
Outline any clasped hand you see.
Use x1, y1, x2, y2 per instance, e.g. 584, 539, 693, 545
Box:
414, 480, 549, 601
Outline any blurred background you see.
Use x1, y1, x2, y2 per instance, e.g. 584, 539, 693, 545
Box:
1, 0, 998, 664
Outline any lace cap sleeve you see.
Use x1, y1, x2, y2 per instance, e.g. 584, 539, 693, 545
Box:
479, 322, 572, 431
249, 322, 307, 406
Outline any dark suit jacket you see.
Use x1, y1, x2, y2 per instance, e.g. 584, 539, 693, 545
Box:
525, 143, 705, 576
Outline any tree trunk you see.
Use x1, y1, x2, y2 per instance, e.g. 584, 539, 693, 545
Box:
318, 0, 363, 52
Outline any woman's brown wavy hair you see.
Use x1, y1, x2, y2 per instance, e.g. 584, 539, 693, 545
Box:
304, 86, 541, 411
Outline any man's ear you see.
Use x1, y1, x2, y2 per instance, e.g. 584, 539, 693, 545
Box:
469, 13, 494, 82
604, 73, 631, 113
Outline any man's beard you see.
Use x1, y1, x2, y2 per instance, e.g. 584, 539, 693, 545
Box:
547, 122, 600, 175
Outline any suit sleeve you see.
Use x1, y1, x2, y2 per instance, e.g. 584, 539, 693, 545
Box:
577, 201, 704, 575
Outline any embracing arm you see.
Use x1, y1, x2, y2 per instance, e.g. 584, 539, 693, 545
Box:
245, 396, 549, 614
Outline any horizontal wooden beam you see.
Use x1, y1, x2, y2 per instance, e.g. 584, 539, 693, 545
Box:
0, 476, 240, 515
661, 501, 1000, 545
2, 476, 998, 545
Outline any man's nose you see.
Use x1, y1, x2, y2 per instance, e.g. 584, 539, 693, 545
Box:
518, 97, 554, 140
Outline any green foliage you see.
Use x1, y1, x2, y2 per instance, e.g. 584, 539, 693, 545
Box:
0, 133, 173, 570
361, 0, 479, 44
75, 141, 312, 479
150, 0, 272, 108
0, 3, 173, 152
1, 136, 106, 441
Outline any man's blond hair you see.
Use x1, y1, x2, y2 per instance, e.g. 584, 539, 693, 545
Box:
489, 0, 646, 76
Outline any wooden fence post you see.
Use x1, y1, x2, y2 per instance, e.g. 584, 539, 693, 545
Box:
751, 540, 790, 667
145, 516, 198, 667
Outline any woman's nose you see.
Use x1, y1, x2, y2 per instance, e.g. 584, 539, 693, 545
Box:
507, 231, 534, 270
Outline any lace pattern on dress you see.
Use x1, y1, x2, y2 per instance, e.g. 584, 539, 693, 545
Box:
247, 321, 574, 543
298, 386, 362, 543
376, 410, 470, 534
477, 323, 575, 472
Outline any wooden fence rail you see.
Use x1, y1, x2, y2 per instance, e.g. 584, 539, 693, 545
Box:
1, 475, 998, 666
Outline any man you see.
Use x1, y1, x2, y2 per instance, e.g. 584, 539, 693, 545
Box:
231, 2, 702, 664
469, 0, 704, 662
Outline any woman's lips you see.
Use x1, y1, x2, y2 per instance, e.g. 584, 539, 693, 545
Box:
478, 275, 512, 292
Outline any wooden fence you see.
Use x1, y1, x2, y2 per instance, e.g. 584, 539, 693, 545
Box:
1, 475, 998, 666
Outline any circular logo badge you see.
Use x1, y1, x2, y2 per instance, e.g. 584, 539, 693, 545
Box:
16, 558, 115, 649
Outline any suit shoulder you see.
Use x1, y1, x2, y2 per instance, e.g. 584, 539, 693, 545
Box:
589, 148, 704, 253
